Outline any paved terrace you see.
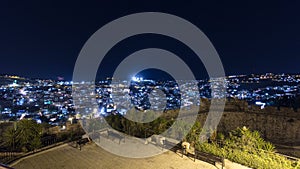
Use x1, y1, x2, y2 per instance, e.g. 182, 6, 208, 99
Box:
10, 142, 217, 169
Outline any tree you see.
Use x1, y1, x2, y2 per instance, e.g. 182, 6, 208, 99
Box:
3, 126, 18, 151
3, 120, 42, 152
16, 119, 42, 152
224, 126, 275, 153
185, 121, 202, 146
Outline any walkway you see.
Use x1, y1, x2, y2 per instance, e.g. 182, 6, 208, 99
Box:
10, 142, 217, 169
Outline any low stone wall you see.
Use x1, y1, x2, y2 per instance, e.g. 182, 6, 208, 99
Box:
223, 159, 252, 169
198, 107, 300, 145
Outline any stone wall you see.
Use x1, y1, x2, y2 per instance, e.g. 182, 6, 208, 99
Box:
198, 100, 300, 145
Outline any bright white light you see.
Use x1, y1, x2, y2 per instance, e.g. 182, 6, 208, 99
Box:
19, 89, 27, 95
20, 113, 26, 120
132, 76, 138, 81
100, 107, 106, 115
50, 118, 56, 122
132, 76, 143, 82
255, 101, 266, 109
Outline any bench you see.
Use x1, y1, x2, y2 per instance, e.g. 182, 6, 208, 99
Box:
77, 138, 89, 145
107, 131, 125, 144
164, 140, 224, 168
190, 150, 224, 168
76, 138, 89, 150
163, 140, 184, 157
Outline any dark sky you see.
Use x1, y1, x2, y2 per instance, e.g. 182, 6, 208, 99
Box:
0, 1, 299, 80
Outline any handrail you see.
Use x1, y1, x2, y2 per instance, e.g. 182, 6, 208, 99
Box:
0, 163, 14, 169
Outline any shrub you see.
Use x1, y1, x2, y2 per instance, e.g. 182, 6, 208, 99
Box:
191, 126, 300, 169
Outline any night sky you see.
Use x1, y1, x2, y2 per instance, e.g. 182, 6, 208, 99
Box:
0, 1, 299, 80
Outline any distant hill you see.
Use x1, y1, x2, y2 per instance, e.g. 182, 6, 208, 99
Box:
0, 76, 36, 86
